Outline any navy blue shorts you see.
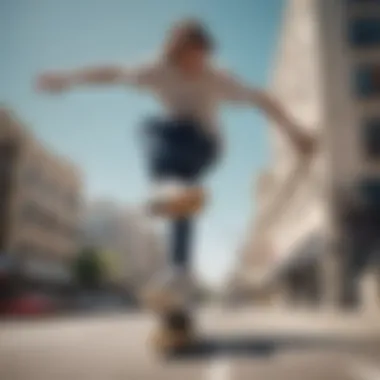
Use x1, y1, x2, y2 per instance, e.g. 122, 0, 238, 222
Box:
142, 118, 219, 183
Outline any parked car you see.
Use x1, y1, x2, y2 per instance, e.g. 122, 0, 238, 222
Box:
1, 292, 59, 317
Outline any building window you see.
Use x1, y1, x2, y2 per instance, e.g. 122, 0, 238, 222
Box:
354, 64, 380, 98
357, 178, 380, 208
348, 0, 380, 3
349, 18, 380, 48
361, 118, 380, 158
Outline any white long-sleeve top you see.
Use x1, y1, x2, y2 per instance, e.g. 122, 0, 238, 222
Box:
118, 60, 264, 136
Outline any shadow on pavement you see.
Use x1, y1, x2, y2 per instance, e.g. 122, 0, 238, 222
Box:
166, 334, 380, 360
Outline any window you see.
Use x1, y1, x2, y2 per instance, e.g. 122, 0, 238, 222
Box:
361, 118, 380, 158
354, 64, 380, 98
349, 18, 380, 48
357, 178, 380, 208
348, 0, 380, 3
347, 0, 380, 5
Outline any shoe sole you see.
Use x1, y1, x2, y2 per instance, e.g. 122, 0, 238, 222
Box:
149, 188, 206, 218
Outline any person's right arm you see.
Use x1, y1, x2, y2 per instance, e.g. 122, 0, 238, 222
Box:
36, 64, 158, 93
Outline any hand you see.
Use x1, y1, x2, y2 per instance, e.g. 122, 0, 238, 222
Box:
35, 72, 71, 93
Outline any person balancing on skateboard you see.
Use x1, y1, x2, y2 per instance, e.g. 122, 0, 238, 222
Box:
36, 19, 316, 315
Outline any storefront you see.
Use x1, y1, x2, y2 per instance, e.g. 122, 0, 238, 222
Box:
20, 258, 74, 295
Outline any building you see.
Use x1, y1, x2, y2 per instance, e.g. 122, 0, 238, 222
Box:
233, 172, 275, 284
0, 107, 83, 288
82, 200, 167, 291
236, 0, 380, 310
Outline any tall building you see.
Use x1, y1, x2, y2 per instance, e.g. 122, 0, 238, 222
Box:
0, 108, 83, 285
237, 0, 380, 309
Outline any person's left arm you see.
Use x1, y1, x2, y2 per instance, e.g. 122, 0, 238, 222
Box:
215, 70, 316, 155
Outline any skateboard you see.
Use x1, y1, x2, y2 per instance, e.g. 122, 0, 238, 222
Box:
151, 306, 196, 355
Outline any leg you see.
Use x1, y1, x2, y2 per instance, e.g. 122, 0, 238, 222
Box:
172, 217, 192, 271
150, 218, 196, 353
141, 118, 217, 311
145, 217, 195, 311
141, 209, 196, 312
143, 118, 218, 218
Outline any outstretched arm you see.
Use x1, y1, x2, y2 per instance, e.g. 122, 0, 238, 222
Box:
216, 70, 316, 155
36, 64, 158, 93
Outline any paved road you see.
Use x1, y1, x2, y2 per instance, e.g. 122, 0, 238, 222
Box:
1, 308, 380, 380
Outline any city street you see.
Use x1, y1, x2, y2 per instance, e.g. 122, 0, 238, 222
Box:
1, 308, 380, 380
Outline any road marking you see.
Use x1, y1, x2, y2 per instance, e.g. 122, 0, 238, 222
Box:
206, 356, 232, 380
350, 361, 380, 380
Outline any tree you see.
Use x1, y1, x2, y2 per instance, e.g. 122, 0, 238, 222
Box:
98, 249, 124, 285
72, 247, 104, 290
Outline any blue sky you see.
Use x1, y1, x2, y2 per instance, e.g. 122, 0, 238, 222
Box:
1, 0, 283, 285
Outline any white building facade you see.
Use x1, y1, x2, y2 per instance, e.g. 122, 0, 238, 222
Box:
238, 0, 380, 309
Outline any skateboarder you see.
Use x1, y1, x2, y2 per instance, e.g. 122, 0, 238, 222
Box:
36, 19, 316, 314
